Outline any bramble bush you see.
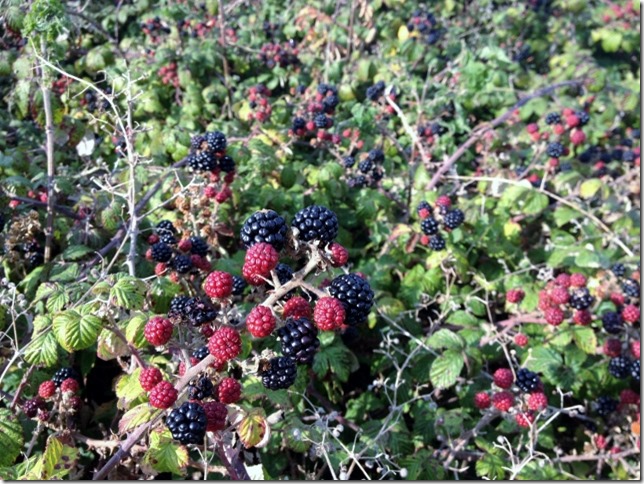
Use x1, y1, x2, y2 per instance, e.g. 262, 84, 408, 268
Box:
0, 0, 640, 480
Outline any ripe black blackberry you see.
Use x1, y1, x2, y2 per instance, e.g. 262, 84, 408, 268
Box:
192, 346, 210, 361
602, 311, 623, 334
52, 367, 80, 387
420, 217, 439, 236
417, 200, 432, 216
151, 243, 173, 263
611, 263, 626, 278
515, 368, 540, 392
166, 402, 208, 444
157, 220, 176, 235
219, 155, 235, 173
291, 205, 339, 243
314, 114, 329, 129
595, 396, 618, 416
169, 296, 191, 317
171, 255, 193, 274
189, 236, 210, 256
183, 297, 218, 326
368, 149, 385, 163
630, 359, 640, 382
431, 123, 446, 135
569, 288, 594, 310
190, 135, 206, 151
23, 398, 45, 418
292, 117, 306, 131
261, 356, 298, 390
544, 112, 561, 125
231, 275, 247, 296
241, 209, 288, 250
158, 232, 178, 245
546, 142, 564, 158
372, 168, 384, 182
275, 263, 294, 285
622, 151, 635, 162
204, 131, 227, 153
322, 95, 339, 113
366, 81, 386, 101
443, 209, 465, 230
622, 279, 640, 298
348, 175, 367, 188
343, 156, 355, 168
428, 235, 446, 251
328, 273, 374, 325
188, 376, 214, 400
576, 111, 590, 126
277, 318, 320, 365
317, 83, 337, 96
608, 357, 632, 379
358, 159, 373, 173
188, 151, 218, 171
28, 252, 44, 268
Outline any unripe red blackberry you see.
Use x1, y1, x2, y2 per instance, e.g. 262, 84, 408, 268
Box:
38, 380, 56, 399
474, 392, 491, 409
246, 305, 276, 338
139, 367, 163, 392
493, 368, 514, 389
149, 381, 178, 409
603, 339, 622, 357
242, 242, 280, 285
328, 242, 349, 267
203, 271, 234, 299
506, 289, 525, 304
527, 392, 548, 411
544, 307, 565, 326
492, 391, 514, 412
622, 304, 640, 324
144, 316, 174, 346
283, 296, 312, 320
313, 297, 346, 331
217, 377, 241, 404
573, 309, 592, 326
23, 397, 45, 418
570, 273, 587, 287
515, 411, 536, 428
208, 327, 242, 363
631, 341, 640, 359
60, 378, 80, 394
514, 333, 529, 347
203, 401, 228, 432
550, 286, 570, 305
555, 273, 571, 288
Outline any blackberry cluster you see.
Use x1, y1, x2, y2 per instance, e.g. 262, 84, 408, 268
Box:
166, 402, 208, 444
277, 318, 320, 365
188, 236, 210, 256
240, 210, 288, 250
602, 311, 623, 334
608, 357, 631, 379
416, 199, 465, 250
169, 296, 217, 326
259, 41, 299, 68
328, 273, 374, 325
443, 209, 465, 230
289, 84, 340, 139
171, 255, 193, 273
622, 279, 640, 298
366, 81, 386, 101
347, 149, 386, 187
406, 9, 443, 45
545, 112, 561, 125
52, 367, 80, 387
291, 205, 339, 243
80, 87, 111, 113
261, 356, 298, 390
188, 376, 214, 400
546, 142, 565, 158
187, 131, 230, 172
515, 368, 540, 392
569, 288, 594, 310
141, 17, 170, 40
595, 396, 618, 416
22, 240, 44, 268
151, 243, 173, 263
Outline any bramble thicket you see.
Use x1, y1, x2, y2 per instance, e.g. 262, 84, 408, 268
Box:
0, 0, 640, 480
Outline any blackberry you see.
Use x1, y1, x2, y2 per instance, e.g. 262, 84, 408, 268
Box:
420, 217, 440, 236
188, 151, 218, 171
151, 243, 173, 263
28, 252, 44, 267
314, 114, 328, 129
431, 123, 446, 135
443, 209, 465, 230
569, 288, 594, 310
156, 220, 176, 235
417, 200, 432, 215
23, 398, 45, 418
546, 142, 564, 158
292, 117, 306, 131
372, 168, 384, 182
611, 149, 623, 161
169, 296, 191, 317
602, 311, 623, 334
428, 235, 446, 251
622, 279, 640, 298
632, 128, 640, 139
608, 357, 632, 379
291, 205, 339, 243
545, 112, 561, 125
611, 263, 626, 278
595, 396, 618, 416
343, 156, 355, 168
426, 30, 441, 45
189, 236, 210, 256
158, 232, 177, 245
322, 95, 339, 113
52, 367, 80, 387
166, 402, 208, 444
366, 81, 386, 101
328, 273, 374, 326
358, 159, 373, 173
368, 149, 385, 163
219, 155, 235, 173
630, 359, 640, 381
241, 209, 288, 251
622, 151, 635, 163
576, 111, 590, 126
231, 275, 247, 296
261, 356, 298, 390
171, 255, 193, 274
578, 149, 594, 164
191, 135, 206, 151
192, 346, 210, 361
515, 368, 540, 392
188, 376, 214, 400
23, 240, 40, 253
277, 318, 320, 365
348, 175, 367, 188
183, 297, 218, 326
275, 263, 294, 285
204, 131, 227, 153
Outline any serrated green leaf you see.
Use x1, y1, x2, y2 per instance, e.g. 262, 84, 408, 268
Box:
24, 331, 59, 367
0, 409, 23, 466
476, 453, 506, 479
143, 429, 189, 475
579, 179, 602, 199
125, 313, 148, 349
62, 245, 94, 261
427, 329, 465, 351
313, 340, 359, 382
118, 402, 155, 434
110, 276, 147, 310
52, 309, 103, 352
25, 436, 79, 480
430, 350, 464, 389
572, 326, 597, 354
523, 347, 563, 375
115, 367, 146, 410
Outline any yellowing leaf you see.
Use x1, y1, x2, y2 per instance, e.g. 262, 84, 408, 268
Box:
237, 411, 268, 449
397, 25, 410, 42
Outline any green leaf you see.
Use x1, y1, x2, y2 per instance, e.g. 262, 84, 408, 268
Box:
115, 368, 146, 410
142, 429, 189, 475
62, 245, 94, 261
476, 453, 506, 480
110, 276, 147, 310
427, 329, 465, 351
24, 331, 59, 367
524, 347, 563, 375
572, 326, 597, 354
313, 339, 359, 382
32, 436, 79, 480
579, 179, 602, 199
430, 350, 464, 389
553, 207, 579, 227
52, 308, 103, 352
237, 411, 268, 449
0, 409, 23, 466
125, 313, 148, 349
118, 403, 155, 434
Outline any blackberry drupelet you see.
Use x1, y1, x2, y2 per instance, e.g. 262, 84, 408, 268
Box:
622, 279, 640, 298
166, 402, 208, 444
240, 210, 288, 250
204, 131, 227, 153
219, 155, 235, 173
569, 288, 594, 310
443, 209, 465, 230
358, 159, 373, 173
515, 368, 540, 392
608, 357, 632, 379
231, 275, 247, 296
630, 359, 640, 382
596, 396, 618, 416
546, 142, 565, 158
420, 217, 440, 236
188, 376, 214, 400
171, 255, 193, 274
261, 356, 298, 390
52, 367, 80, 387
151, 243, 173, 263
189, 236, 210, 256
192, 346, 210, 361
602, 311, 623, 334
328, 273, 374, 325
429, 235, 446, 251
188, 151, 218, 171
277, 318, 320, 365
343, 156, 355, 168
291, 205, 339, 243
545, 112, 561, 125
611, 263, 626, 278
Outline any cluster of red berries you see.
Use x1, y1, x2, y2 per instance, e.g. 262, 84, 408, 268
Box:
537, 272, 594, 326
289, 84, 341, 145
600, 2, 640, 23
159, 62, 179, 87
177, 17, 238, 43
247, 84, 272, 123
416, 121, 447, 148
51, 75, 73, 96
23, 369, 83, 422
140, 17, 171, 43
259, 41, 300, 69
416, 196, 465, 251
